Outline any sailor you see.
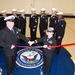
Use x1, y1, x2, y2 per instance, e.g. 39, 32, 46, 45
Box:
49, 8, 58, 35
31, 27, 56, 75
55, 12, 66, 54
19, 9, 26, 35
39, 8, 48, 38
0, 10, 7, 30
29, 8, 38, 41
0, 15, 32, 75
12, 9, 20, 29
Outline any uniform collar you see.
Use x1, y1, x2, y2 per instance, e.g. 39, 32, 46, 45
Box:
58, 18, 64, 22
21, 15, 25, 18
6, 26, 13, 31
51, 14, 57, 17
47, 35, 53, 39
41, 14, 46, 17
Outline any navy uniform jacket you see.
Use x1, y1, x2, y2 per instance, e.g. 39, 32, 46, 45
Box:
14, 16, 20, 28
0, 17, 6, 30
19, 15, 26, 35
19, 15, 26, 29
39, 15, 48, 30
56, 19, 66, 38
35, 35, 56, 51
0, 27, 29, 56
29, 14, 38, 28
49, 15, 58, 29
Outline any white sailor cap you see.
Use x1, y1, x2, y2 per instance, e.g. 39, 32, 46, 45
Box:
31, 8, 36, 11
57, 12, 63, 15
52, 8, 57, 11
47, 27, 54, 32
4, 15, 15, 22
20, 9, 25, 12
12, 9, 17, 11
41, 8, 46, 11
1, 10, 6, 13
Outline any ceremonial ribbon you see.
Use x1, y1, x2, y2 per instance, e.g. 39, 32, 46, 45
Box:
16, 42, 75, 49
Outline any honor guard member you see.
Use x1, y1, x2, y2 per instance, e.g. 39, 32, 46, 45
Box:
55, 12, 66, 54
31, 27, 56, 75
0, 10, 7, 30
19, 9, 26, 35
29, 8, 38, 41
12, 9, 20, 29
39, 8, 48, 38
19, 10, 26, 43
0, 15, 32, 75
49, 8, 58, 35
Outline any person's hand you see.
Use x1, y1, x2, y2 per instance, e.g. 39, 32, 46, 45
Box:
28, 41, 34, 46
47, 46, 51, 50
43, 45, 48, 48
33, 29, 35, 32
18, 29, 21, 32
44, 30, 46, 33
58, 36, 61, 39
11, 45, 15, 49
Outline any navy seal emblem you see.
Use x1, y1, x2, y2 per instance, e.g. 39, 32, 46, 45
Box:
16, 49, 43, 68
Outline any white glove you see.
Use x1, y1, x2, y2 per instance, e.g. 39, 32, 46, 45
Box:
11, 45, 15, 49
43, 45, 47, 48
28, 41, 34, 46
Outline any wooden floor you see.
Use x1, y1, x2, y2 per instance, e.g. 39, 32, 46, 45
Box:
62, 18, 75, 63
25, 17, 75, 64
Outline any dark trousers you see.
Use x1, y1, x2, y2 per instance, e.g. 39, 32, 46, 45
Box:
55, 37, 63, 54
43, 50, 54, 73
21, 25, 26, 36
5, 55, 17, 75
39, 27, 46, 38
20, 25, 26, 43
30, 27, 37, 41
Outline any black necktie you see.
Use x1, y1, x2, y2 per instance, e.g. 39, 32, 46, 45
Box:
47, 38, 50, 41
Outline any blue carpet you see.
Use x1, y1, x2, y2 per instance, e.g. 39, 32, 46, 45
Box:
0, 43, 74, 75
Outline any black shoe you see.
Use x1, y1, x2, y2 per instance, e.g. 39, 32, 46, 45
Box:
43, 72, 48, 75
13, 67, 18, 71
11, 73, 14, 75
55, 52, 60, 54
8, 73, 14, 75
41, 67, 45, 70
